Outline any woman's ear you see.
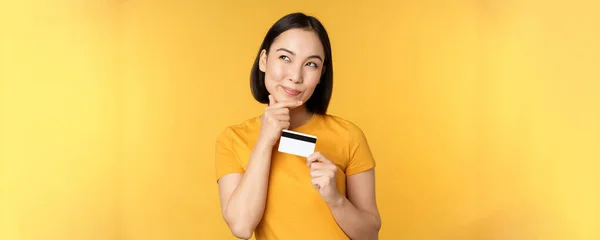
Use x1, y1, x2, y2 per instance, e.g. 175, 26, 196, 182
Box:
259, 49, 267, 73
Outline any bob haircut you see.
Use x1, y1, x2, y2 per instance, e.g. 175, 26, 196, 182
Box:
250, 12, 333, 114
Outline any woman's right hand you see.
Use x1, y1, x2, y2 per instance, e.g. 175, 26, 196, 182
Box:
258, 95, 303, 147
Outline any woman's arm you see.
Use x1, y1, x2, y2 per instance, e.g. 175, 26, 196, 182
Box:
217, 140, 274, 239
307, 152, 381, 239
217, 97, 300, 239
328, 169, 381, 240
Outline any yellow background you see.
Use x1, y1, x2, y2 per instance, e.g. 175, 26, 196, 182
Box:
1, 0, 599, 239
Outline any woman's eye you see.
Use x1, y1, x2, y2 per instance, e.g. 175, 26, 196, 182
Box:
279, 55, 290, 61
306, 62, 318, 68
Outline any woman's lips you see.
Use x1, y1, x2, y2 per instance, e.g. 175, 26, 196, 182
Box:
282, 86, 301, 96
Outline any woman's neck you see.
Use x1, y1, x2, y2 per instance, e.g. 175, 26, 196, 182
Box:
288, 105, 313, 130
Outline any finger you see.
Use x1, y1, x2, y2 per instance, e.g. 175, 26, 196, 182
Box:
279, 121, 290, 130
268, 95, 276, 106
273, 114, 290, 122
306, 153, 320, 166
311, 178, 321, 190
310, 169, 334, 178
270, 107, 290, 116
311, 162, 338, 174
263, 109, 288, 121
307, 151, 322, 160
309, 162, 327, 170
306, 152, 332, 166
311, 176, 330, 189
269, 100, 303, 109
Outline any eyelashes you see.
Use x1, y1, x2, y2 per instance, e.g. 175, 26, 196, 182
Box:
279, 55, 291, 61
306, 62, 317, 68
278, 55, 319, 68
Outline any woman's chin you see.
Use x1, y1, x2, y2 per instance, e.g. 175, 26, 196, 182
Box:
275, 94, 301, 103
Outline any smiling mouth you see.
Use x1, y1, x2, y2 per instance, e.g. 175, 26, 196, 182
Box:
282, 86, 301, 96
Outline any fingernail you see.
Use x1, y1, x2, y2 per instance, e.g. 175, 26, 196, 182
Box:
298, 101, 303, 104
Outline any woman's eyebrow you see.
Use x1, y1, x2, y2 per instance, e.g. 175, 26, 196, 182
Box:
276, 48, 295, 55
306, 55, 323, 62
276, 48, 323, 62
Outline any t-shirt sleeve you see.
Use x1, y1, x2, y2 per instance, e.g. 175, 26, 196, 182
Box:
345, 124, 376, 176
214, 127, 245, 182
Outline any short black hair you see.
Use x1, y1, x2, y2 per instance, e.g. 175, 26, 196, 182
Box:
250, 12, 333, 114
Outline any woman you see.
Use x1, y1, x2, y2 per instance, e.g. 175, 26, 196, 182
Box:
215, 12, 381, 240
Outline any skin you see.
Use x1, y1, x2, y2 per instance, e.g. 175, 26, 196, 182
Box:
217, 28, 381, 239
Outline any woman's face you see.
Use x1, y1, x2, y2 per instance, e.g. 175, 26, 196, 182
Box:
259, 28, 325, 106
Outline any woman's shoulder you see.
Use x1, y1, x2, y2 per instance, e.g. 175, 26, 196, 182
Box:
321, 114, 373, 162
215, 116, 261, 143
319, 113, 368, 138
321, 114, 363, 129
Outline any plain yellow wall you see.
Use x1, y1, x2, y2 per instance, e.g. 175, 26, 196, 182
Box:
2, 0, 599, 240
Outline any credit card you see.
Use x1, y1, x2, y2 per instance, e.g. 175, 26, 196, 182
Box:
277, 129, 317, 157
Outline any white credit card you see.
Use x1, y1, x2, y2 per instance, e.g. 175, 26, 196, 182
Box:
277, 129, 317, 157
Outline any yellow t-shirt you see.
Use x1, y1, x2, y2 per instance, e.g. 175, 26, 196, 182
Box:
215, 113, 376, 240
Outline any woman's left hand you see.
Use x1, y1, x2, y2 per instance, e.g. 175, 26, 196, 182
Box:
307, 152, 342, 204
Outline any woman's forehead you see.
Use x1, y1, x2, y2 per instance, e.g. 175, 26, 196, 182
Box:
270, 29, 324, 57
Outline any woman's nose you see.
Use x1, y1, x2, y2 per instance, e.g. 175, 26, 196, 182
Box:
287, 65, 303, 83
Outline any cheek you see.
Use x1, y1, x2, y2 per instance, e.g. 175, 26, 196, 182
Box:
303, 71, 321, 88
300, 71, 321, 98
265, 62, 286, 79
264, 62, 284, 91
